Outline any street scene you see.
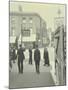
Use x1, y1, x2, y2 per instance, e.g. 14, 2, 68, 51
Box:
9, 47, 55, 88
9, 1, 66, 89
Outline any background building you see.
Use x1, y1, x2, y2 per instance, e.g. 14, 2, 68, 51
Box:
10, 12, 49, 48
53, 16, 66, 85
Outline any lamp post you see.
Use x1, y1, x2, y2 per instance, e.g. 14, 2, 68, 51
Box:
21, 24, 22, 45
18, 5, 23, 45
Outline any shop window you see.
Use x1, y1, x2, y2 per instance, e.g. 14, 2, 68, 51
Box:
11, 16, 15, 23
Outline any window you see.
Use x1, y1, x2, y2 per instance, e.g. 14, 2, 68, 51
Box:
11, 26, 15, 36
22, 17, 26, 23
13, 30, 15, 36
11, 17, 15, 25
22, 29, 30, 37
30, 28, 32, 31
11, 16, 15, 20
30, 28, 33, 34
11, 16, 15, 22
29, 17, 33, 23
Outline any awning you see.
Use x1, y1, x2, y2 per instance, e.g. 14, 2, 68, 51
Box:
18, 34, 36, 42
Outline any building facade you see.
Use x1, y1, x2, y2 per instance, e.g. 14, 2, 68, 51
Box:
53, 17, 66, 85
10, 12, 48, 48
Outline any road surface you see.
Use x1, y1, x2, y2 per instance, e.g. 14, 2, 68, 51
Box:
9, 47, 55, 89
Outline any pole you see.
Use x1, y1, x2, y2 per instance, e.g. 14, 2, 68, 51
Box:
21, 24, 22, 45
19, 5, 23, 46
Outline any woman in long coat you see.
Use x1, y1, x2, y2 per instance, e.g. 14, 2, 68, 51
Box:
43, 48, 50, 66
29, 49, 32, 64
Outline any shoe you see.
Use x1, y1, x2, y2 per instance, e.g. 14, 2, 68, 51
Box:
38, 71, 40, 74
21, 72, 23, 74
44, 64, 46, 66
21, 70, 23, 74
37, 71, 40, 74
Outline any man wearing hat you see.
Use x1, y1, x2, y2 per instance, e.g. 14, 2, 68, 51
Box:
34, 45, 41, 74
17, 44, 25, 73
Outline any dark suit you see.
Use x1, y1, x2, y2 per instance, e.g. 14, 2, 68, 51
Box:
34, 48, 40, 73
29, 49, 32, 64
44, 49, 50, 66
17, 48, 25, 73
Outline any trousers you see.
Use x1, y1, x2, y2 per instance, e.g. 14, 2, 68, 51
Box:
18, 59, 23, 73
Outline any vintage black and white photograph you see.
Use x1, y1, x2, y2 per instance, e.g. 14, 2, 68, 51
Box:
9, 1, 66, 89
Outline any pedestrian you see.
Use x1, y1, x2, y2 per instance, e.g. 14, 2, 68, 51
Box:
43, 47, 50, 66
29, 48, 32, 64
34, 45, 40, 74
9, 47, 13, 72
17, 44, 25, 73
13, 47, 16, 63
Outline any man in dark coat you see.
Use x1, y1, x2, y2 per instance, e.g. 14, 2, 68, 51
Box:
17, 44, 25, 73
34, 45, 40, 74
43, 47, 50, 66
29, 49, 32, 64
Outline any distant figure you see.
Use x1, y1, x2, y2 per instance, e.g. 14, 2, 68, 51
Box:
9, 47, 13, 72
17, 44, 25, 73
34, 45, 40, 74
29, 49, 32, 64
13, 47, 16, 63
43, 47, 50, 66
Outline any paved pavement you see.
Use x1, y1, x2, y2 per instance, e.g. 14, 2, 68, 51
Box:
9, 47, 55, 89
9, 72, 55, 89
10, 58, 52, 73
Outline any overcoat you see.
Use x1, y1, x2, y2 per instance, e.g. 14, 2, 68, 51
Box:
34, 49, 40, 62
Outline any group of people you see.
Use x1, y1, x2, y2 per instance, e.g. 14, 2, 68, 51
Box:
9, 44, 50, 74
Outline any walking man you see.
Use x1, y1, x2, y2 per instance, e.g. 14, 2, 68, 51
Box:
17, 44, 25, 73
34, 45, 40, 74
29, 48, 32, 64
